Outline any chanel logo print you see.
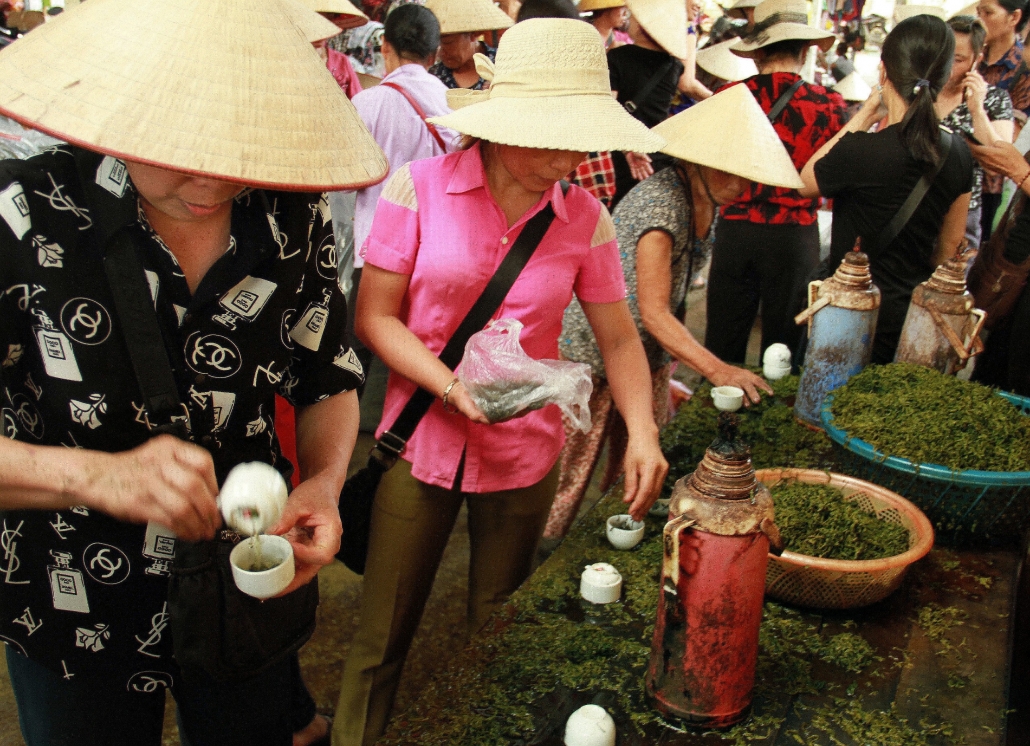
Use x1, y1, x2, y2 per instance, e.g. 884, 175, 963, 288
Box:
11, 394, 43, 440
185, 332, 242, 379
127, 671, 173, 694
83, 543, 131, 585
316, 235, 338, 280
60, 298, 112, 346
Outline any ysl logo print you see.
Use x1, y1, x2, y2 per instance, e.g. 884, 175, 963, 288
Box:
185, 333, 242, 379
1, 520, 29, 585
33, 173, 92, 230
135, 601, 169, 658
60, 298, 112, 345
268, 200, 299, 260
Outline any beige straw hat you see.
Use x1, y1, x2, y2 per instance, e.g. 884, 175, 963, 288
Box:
578, 0, 626, 12
730, 0, 834, 57
653, 83, 803, 189
833, 71, 872, 101
696, 39, 758, 81
0, 0, 387, 191
626, 0, 688, 59
893, 3, 947, 21
299, 0, 369, 20
429, 18, 665, 152
282, 0, 353, 42
947, 1, 978, 19
425, 0, 514, 34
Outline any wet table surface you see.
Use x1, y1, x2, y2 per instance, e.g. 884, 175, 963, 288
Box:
379, 486, 1017, 746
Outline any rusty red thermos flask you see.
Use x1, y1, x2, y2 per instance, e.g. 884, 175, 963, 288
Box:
646, 413, 781, 728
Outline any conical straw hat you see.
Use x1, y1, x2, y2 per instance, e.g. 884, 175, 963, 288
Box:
299, 0, 369, 20
578, 0, 626, 12
894, 3, 946, 21
425, 0, 514, 34
947, 1, 977, 19
626, 0, 688, 59
696, 39, 758, 81
0, 0, 388, 191
834, 71, 872, 101
731, 0, 834, 57
430, 18, 665, 152
282, 0, 352, 42
653, 83, 803, 189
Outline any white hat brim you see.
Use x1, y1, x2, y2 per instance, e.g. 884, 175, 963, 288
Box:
731, 24, 835, 56
429, 93, 666, 153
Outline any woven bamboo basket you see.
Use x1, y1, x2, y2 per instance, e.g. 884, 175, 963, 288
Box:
758, 468, 934, 609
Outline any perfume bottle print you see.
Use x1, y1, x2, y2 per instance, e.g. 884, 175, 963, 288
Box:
32, 309, 82, 382
48, 550, 90, 614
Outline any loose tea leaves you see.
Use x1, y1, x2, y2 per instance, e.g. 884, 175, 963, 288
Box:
661, 375, 835, 494
772, 482, 910, 561
831, 363, 1030, 472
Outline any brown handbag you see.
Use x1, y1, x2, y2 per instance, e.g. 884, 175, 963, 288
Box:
969, 189, 1030, 329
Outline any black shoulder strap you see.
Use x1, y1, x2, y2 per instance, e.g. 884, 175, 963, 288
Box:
876, 130, 954, 251
103, 229, 188, 437
376, 184, 569, 457
767, 78, 804, 123
624, 59, 677, 115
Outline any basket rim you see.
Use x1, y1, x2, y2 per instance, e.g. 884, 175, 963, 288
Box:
820, 391, 1030, 486
757, 467, 935, 573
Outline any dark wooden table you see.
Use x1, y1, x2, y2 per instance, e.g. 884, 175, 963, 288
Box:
379, 486, 1019, 746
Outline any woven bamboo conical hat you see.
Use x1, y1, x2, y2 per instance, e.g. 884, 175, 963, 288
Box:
578, 0, 626, 12
626, 0, 688, 59
834, 71, 872, 102
425, 0, 514, 34
894, 3, 946, 21
283, 0, 351, 42
696, 39, 758, 81
654, 83, 803, 189
296, 0, 369, 30
0, 0, 388, 191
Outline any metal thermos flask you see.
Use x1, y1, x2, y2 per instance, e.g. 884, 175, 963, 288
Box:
646, 413, 781, 728
894, 251, 986, 375
793, 247, 881, 428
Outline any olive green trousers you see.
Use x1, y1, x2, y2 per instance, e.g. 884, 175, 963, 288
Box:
331, 458, 559, 746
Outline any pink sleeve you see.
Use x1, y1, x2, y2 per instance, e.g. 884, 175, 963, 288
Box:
361, 165, 420, 275
573, 205, 627, 304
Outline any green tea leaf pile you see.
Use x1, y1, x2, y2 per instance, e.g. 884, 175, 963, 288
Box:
660, 374, 834, 494
831, 363, 1030, 472
772, 482, 910, 560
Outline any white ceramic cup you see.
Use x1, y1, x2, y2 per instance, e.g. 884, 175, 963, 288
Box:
219, 462, 289, 537
230, 535, 295, 599
648, 498, 671, 518
580, 563, 622, 604
606, 515, 645, 550
762, 343, 792, 381
711, 386, 744, 412
564, 704, 616, 746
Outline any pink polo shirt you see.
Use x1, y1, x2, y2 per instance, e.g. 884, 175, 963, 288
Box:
362, 143, 626, 492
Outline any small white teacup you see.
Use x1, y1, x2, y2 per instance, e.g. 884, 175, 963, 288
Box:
564, 704, 616, 746
606, 514, 645, 550
711, 385, 744, 412
230, 534, 295, 599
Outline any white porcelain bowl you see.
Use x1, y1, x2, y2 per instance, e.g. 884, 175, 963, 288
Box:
564, 704, 616, 746
711, 385, 744, 412
580, 563, 622, 604
763, 362, 792, 381
648, 498, 671, 518
605, 515, 645, 550
230, 534, 295, 599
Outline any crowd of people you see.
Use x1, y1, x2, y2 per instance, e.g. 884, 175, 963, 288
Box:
1, 0, 1030, 744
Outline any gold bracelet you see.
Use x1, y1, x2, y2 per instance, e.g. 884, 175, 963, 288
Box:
441, 377, 460, 413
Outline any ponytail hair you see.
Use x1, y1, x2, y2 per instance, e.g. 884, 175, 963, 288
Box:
881, 15, 954, 168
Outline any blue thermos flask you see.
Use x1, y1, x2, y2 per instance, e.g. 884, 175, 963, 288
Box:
793, 248, 881, 428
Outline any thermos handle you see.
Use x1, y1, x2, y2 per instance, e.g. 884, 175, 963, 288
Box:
662, 515, 696, 588
793, 281, 829, 328
928, 306, 974, 362
965, 308, 987, 357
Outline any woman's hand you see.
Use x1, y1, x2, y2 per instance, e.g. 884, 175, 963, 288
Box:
626, 152, 654, 182
90, 435, 221, 541
967, 138, 1030, 182
963, 69, 989, 114
621, 430, 669, 521
445, 380, 491, 425
708, 363, 773, 405
859, 85, 887, 123
270, 477, 341, 596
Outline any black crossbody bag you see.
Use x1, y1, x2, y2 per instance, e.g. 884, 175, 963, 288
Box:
336, 187, 566, 575
103, 230, 318, 683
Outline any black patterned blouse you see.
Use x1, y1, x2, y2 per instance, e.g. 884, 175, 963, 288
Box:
0, 145, 363, 688
429, 44, 496, 90
940, 85, 1014, 210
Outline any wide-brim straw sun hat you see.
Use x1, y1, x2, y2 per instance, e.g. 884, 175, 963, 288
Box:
626, 0, 688, 59
834, 71, 872, 101
894, 3, 947, 21
0, 0, 388, 191
722, 0, 761, 18
283, 0, 355, 42
653, 83, 804, 189
429, 18, 665, 152
425, 0, 514, 34
578, 0, 626, 12
697, 39, 759, 81
731, 0, 835, 57
300, 0, 369, 22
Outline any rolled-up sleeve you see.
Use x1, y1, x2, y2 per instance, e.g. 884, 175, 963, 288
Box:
573, 204, 627, 304
361, 164, 421, 275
